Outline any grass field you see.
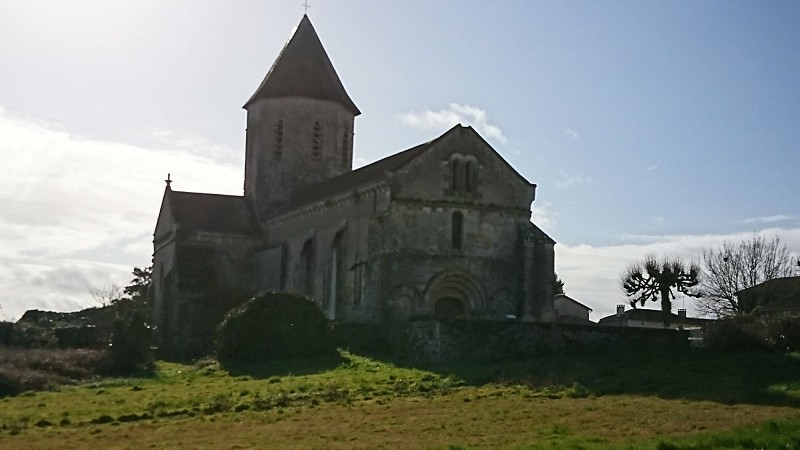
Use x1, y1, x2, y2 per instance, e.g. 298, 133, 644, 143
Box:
1, 347, 799, 449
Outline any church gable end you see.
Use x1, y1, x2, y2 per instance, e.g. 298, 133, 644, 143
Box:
388, 125, 535, 210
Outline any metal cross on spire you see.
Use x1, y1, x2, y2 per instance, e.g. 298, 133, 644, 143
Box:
302, 1, 310, 14
165, 173, 172, 188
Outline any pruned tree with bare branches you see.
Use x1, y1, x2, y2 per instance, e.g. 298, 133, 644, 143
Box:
698, 233, 797, 318
87, 284, 123, 307
621, 254, 701, 327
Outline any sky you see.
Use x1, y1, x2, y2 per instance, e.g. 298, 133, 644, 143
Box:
1, 0, 799, 321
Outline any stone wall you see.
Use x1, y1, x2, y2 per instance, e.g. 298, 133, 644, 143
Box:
332, 320, 688, 364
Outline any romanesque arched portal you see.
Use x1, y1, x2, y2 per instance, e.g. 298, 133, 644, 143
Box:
424, 270, 484, 320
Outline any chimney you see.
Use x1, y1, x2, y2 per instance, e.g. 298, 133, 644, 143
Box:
616, 305, 625, 316
678, 309, 687, 319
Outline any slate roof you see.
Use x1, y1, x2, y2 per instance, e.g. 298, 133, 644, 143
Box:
167, 190, 260, 236
244, 15, 360, 115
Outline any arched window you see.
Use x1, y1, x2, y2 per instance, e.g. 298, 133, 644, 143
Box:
465, 160, 477, 192
280, 242, 289, 290
452, 158, 466, 192
312, 121, 322, 160
328, 232, 344, 319
300, 238, 315, 295
352, 262, 366, 306
273, 120, 284, 160
340, 128, 349, 168
452, 211, 463, 251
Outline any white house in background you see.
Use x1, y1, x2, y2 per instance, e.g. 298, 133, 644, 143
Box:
553, 293, 593, 324
598, 305, 711, 341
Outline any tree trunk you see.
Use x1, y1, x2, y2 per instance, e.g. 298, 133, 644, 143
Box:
660, 287, 672, 328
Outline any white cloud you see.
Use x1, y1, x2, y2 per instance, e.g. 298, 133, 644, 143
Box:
145, 126, 240, 165
555, 170, 593, 189
558, 227, 800, 322
565, 128, 580, 141
743, 214, 791, 224
0, 112, 242, 320
531, 200, 558, 229
401, 103, 508, 144
647, 164, 658, 171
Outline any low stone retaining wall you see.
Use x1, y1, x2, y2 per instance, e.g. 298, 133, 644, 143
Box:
332, 320, 687, 363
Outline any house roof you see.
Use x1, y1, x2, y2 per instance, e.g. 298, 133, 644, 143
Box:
760, 297, 800, 312
166, 189, 261, 236
597, 308, 711, 326
736, 276, 800, 296
554, 294, 593, 312
243, 15, 360, 115
522, 221, 556, 244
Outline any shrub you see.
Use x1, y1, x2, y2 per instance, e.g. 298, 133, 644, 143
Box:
705, 315, 800, 352
215, 292, 334, 364
106, 309, 153, 374
9, 322, 58, 348
765, 316, 800, 352
0, 348, 106, 396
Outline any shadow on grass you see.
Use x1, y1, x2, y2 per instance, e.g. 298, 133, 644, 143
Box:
220, 352, 348, 379
362, 346, 800, 408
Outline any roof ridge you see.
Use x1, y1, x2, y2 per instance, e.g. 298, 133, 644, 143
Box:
170, 190, 245, 199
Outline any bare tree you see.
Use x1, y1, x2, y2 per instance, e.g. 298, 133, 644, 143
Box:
621, 254, 701, 327
88, 283, 124, 307
698, 232, 796, 318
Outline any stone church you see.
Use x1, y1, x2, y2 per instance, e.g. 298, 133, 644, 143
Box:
151, 15, 556, 355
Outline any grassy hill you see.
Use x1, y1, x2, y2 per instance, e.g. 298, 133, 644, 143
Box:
1, 347, 799, 449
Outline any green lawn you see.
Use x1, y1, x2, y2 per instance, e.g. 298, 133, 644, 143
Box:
1, 348, 799, 449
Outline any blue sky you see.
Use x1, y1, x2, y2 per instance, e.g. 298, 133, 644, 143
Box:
1, 1, 798, 321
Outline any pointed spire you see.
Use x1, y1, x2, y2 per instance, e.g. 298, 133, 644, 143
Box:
165, 173, 172, 189
244, 15, 360, 115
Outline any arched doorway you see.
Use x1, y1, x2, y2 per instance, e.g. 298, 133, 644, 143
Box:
424, 270, 484, 320
434, 297, 465, 320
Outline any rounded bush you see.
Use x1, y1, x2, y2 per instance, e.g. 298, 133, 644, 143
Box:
215, 292, 334, 364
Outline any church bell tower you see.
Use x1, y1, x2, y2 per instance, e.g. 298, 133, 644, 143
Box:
243, 15, 360, 223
